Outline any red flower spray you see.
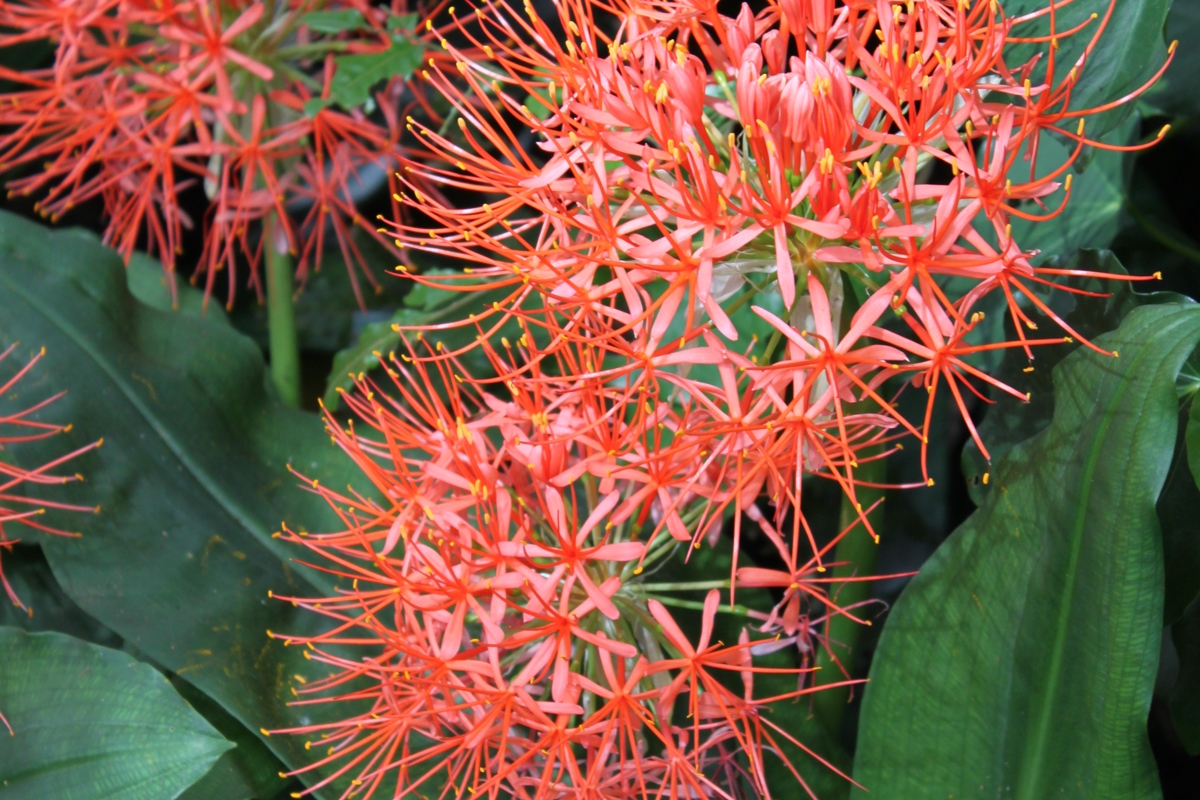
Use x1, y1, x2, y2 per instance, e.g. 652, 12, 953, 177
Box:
274, 0, 1172, 796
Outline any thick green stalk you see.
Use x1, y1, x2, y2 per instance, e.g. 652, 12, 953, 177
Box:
265, 213, 301, 408
812, 457, 886, 737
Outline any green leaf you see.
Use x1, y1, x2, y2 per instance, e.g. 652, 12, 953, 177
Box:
1187, 387, 1200, 511
330, 38, 424, 109
0, 545, 123, 649
961, 250, 1192, 502
174, 680, 288, 800
121, 249, 221, 320
1160, 398, 1200, 623
229, 229, 409, 354
0, 628, 231, 799
854, 304, 1200, 799
0, 545, 284, 800
301, 9, 366, 33
1011, 116, 1137, 260
303, 97, 334, 118
386, 12, 418, 32
1170, 596, 1200, 756
1142, 1, 1200, 117
0, 211, 364, 789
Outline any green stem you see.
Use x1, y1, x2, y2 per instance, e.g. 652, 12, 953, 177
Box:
637, 594, 758, 618
265, 212, 301, 408
811, 456, 886, 738
637, 580, 730, 592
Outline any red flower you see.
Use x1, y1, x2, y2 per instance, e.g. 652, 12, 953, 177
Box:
0, 344, 100, 733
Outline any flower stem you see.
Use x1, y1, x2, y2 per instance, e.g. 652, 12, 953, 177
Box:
636, 594, 758, 618
811, 457, 886, 738
637, 580, 730, 592
265, 212, 301, 408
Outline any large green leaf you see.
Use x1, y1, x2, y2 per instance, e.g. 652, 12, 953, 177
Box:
1160, 397, 1200, 623
1009, 116, 1136, 260
0, 545, 123, 648
0, 211, 364, 787
174, 679, 288, 800
0, 543, 288, 800
854, 304, 1200, 799
1142, 0, 1200, 117
0, 628, 231, 799
961, 251, 1191, 500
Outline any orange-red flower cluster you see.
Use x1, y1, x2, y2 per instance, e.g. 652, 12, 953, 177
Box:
275, 0, 1171, 796
275, 336, 868, 798
0, 344, 99, 614
0, 0, 454, 307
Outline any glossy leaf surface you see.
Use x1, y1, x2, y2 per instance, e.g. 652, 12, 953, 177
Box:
855, 304, 1200, 799
1001, 0, 1170, 137
0, 212, 362, 788
0, 628, 231, 800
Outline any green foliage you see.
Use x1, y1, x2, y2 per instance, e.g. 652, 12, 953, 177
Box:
323, 271, 524, 409
1143, 1, 1200, 117
1187, 389, 1200, 524
0, 211, 363, 791
1011, 116, 1137, 259
961, 250, 1191, 497
301, 9, 366, 33
1159, 398, 1200, 624
174, 679, 289, 800
1169, 597, 1200, 757
0, 546, 288, 800
854, 304, 1200, 799
0, 628, 231, 800
329, 33, 423, 109
0, 545, 122, 648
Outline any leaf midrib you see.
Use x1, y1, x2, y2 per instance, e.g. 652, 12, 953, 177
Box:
1016, 320, 1171, 799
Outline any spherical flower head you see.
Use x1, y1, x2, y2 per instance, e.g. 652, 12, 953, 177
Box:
270, 335, 884, 799
0, 1, 462, 309
272, 0, 1173, 795
384, 0, 1172, 480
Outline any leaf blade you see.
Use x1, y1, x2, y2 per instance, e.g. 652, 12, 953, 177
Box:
0, 212, 362, 788
854, 304, 1200, 799
0, 628, 231, 800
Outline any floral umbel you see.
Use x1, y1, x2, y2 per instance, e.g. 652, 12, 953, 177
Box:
0, 0, 452, 308
259, 0, 1172, 796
